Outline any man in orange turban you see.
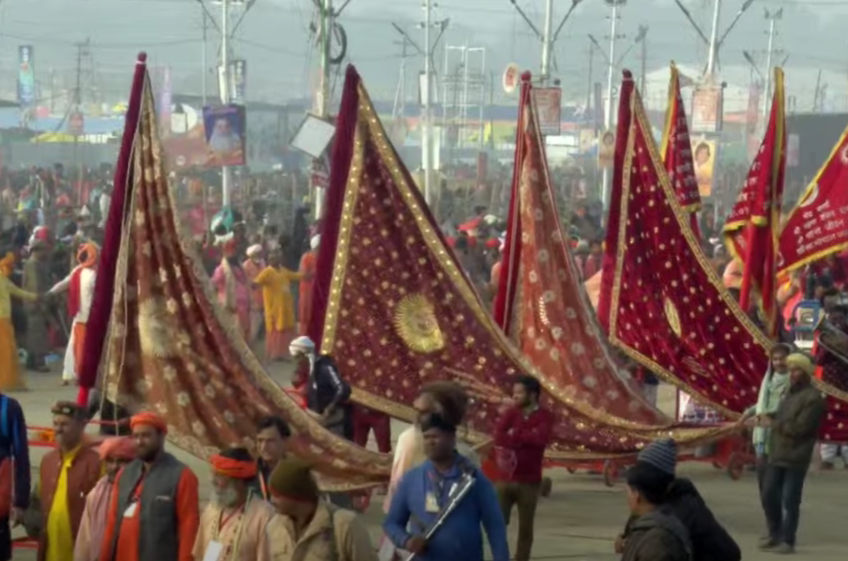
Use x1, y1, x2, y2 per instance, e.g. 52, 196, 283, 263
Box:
99, 412, 199, 561
74, 437, 135, 561
193, 448, 276, 561
49, 242, 100, 386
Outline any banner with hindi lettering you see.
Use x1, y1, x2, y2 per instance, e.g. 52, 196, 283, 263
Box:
777, 125, 848, 276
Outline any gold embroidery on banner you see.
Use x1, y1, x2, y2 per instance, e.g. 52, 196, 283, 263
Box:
138, 297, 180, 358
332, 82, 722, 442
663, 297, 682, 338
393, 293, 445, 354
101, 75, 391, 489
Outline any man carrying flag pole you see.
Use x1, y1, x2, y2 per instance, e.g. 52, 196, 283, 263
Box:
660, 62, 702, 240
723, 67, 786, 338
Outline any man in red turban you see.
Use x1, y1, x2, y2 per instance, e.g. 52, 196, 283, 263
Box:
193, 448, 276, 561
74, 437, 135, 561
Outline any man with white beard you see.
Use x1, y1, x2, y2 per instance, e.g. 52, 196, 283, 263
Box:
192, 448, 276, 561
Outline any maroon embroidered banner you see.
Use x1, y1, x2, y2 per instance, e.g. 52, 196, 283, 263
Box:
495, 72, 670, 428
311, 66, 730, 458
660, 63, 701, 238
99, 58, 391, 488
598, 70, 769, 417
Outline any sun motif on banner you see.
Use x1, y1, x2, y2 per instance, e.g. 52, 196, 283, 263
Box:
393, 293, 445, 354
663, 296, 683, 338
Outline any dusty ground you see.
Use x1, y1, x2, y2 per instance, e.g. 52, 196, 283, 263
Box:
6, 359, 847, 560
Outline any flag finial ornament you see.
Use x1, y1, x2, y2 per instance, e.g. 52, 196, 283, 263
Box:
137, 52, 147, 64
520, 71, 532, 83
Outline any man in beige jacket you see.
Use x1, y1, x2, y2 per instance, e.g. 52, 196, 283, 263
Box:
266, 458, 376, 561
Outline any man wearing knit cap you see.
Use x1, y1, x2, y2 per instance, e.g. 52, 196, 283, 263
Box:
37, 401, 101, 561
616, 439, 740, 561
620, 460, 691, 561
759, 353, 825, 554
193, 448, 276, 561
74, 437, 135, 561
265, 457, 376, 561
99, 412, 199, 561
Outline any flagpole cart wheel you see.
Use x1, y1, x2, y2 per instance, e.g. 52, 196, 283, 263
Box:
602, 459, 619, 487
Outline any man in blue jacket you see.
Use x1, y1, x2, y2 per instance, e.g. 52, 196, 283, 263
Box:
383, 412, 509, 561
0, 392, 31, 561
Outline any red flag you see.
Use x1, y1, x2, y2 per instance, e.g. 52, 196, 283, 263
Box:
598, 70, 768, 416
495, 72, 669, 428
723, 68, 786, 336
660, 62, 701, 239
777, 125, 848, 276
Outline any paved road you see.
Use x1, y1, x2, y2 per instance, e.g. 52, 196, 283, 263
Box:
6, 363, 847, 560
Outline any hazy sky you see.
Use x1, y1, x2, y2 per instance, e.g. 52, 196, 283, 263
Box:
0, 0, 846, 106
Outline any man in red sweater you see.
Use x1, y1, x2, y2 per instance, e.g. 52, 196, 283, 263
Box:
493, 375, 554, 561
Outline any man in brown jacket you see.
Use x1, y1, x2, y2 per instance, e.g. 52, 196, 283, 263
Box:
266, 457, 377, 561
37, 401, 102, 561
620, 463, 691, 561
759, 353, 826, 554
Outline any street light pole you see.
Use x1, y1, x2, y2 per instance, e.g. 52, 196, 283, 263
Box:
540, 0, 554, 85
705, 0, 721, 78
220, 0, 232, 207
601, 0, 622, 211
762, 9, 782, 122
423, 0, 433, 205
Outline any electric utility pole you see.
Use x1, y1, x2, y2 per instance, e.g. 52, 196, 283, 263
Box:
509, 0, 584, 85
674, 0, 754, 79
424, 0, 433, 205
220, 0, 233, 206
601, 0, 624, 210
762, 7, 782, 122
202, 7, 209, 106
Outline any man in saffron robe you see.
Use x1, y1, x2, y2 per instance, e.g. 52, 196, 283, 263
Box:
193, 448, 276, 561
255, 252, 303, 360
297, 234, 320, 335
99, 412, 199, 561
243, 244, 266, 343
212, 238, 251, 339
73, 437, 135, 561
48, 242, 99, 386
38, 402, 102, 561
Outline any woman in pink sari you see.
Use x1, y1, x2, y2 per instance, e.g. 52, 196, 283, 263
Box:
212, 238, 251, 339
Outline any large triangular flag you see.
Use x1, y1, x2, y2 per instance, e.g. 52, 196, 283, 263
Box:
310, 65, 731, 457
777, 125, 848, 276
598, 70, 769, 416
660, 62, 701, 239
495, 72, 669, 428
723, 68, 786, 336
92, 55, 389, 486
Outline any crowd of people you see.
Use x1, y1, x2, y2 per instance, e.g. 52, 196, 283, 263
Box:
0, 157, 843, 561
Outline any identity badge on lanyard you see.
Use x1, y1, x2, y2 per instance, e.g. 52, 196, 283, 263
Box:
426, 470, 456, 513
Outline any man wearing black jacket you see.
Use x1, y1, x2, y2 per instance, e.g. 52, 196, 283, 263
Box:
0, 392, 30, 561
616, 439, 741, 561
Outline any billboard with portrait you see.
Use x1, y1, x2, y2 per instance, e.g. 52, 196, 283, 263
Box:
202, 104, 246, 167
691, 137, 717, 197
